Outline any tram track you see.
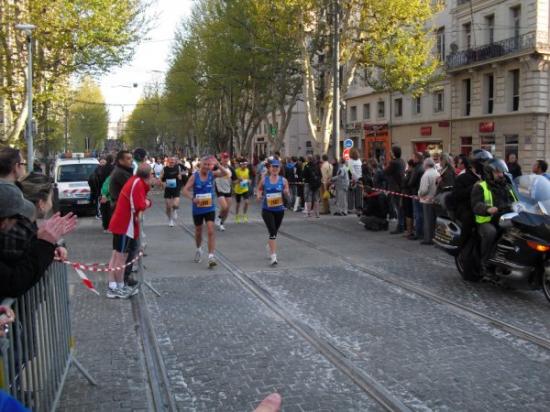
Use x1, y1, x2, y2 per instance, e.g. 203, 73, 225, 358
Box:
273, 226, 550, 353
179, 223, 411, 412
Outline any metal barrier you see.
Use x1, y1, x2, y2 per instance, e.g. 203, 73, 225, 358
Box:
0, 262, 96, 411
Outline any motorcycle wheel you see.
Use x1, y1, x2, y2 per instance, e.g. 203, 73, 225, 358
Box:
542, 271, 550, 304
455, 243, 482, 282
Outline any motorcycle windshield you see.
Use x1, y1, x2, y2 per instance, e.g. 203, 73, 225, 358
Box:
516, 175, 550, 215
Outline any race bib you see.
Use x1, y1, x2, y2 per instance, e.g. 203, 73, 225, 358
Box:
166, 178, 177, 189
266, 193, 283, 208
195, 193, 212, 208
240, 179, 249, 190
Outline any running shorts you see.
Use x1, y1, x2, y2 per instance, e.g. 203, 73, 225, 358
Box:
193, 211, 216, 226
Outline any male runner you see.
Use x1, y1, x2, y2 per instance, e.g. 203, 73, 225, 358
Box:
183, 156, 231, 268
161, 156, 183, 227
233, 158, 251, 223
214, 152, 233, 231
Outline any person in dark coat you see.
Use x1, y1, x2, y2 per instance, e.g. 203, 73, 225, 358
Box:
506, 153, 522, 180
408, 152, 425, 240
451, 155, 480, 245
384, 146, 405, 233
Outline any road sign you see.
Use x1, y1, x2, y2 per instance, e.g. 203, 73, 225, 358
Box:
343, 148, 350, 161
343, 139, 354, 149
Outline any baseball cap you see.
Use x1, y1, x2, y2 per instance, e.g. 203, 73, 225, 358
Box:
0, 180, 36, 220
268, 159, 280, 167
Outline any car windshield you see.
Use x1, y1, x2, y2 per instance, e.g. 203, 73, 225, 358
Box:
57, 164, 97, 183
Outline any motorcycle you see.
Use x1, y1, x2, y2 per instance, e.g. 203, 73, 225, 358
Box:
434, 174, 550, 303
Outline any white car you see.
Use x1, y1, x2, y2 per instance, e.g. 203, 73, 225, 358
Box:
53, 157, 99, 214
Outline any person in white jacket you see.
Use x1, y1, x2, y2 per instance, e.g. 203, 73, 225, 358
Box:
418, 157, 440, 245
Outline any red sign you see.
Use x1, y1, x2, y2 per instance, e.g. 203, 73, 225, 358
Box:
343, 148, 351, 161
420, 126, 432, 136
479, 121, 495, 133
438, 121, 449, 128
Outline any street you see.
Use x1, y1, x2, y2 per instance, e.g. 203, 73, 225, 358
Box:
57, 191, 550, 411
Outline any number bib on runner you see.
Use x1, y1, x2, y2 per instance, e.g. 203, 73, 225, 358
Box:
166, 178, 177, 189
240, 179, 249, 190
266, 192, 283, 208
195, 193, 212, 208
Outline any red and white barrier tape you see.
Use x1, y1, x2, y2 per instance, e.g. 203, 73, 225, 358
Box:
55, 251, 144, 295
370, 187, 419, 200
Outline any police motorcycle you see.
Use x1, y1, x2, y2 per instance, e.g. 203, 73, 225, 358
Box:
434, 159, 550, 303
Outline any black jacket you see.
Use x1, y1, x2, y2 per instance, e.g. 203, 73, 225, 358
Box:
507, 162, 522, 180
408, 162, 424, 194
451, 169, 479, 214
384, 158, 405, 192
303, 162, 321, 189
109, 164, 133, 204
0, 239, 55, 298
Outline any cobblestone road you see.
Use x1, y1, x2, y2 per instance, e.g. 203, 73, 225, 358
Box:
58, 193, 550, 411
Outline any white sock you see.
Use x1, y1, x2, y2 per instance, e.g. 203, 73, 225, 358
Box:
270, 254, 277, 259
109, 282, 117, 290
117, 282, 124, 289
208, 253, 214, 259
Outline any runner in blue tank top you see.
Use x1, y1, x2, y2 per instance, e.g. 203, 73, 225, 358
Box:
183, 156, 231, 268
256, 158, 290, 265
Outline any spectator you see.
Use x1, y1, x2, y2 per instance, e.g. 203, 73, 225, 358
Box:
295, 157, 305, 211
107, 163, 152, 299
451, 155, 480, 246
320, 154, 333, 214
302, 155, 322, 218
284, 156, 298, 210
506, 153, 522, 180
385, 146, 405, 234
97, 155, 115, 231
532, 160, 549, 180
436, 153, 455, 194
347, 148, 363, 214
109, 150, 134, 206
0, 147, 27, 183
402, 159, 415, 238
408, 152, 424, 240
0, 181, 77, 297
418, 158, 440, 245
331, 157, 349, 215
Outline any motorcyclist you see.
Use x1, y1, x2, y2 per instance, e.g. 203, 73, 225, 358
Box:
471, 158, 518, 269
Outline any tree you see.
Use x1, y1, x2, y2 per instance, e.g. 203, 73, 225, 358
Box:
0, 0, 150, 144
69, 77, 108, 152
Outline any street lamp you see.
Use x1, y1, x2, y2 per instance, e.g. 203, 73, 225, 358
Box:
15, 23, 36, 167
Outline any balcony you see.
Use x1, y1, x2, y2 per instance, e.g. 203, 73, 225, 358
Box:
446, 32, 547, 70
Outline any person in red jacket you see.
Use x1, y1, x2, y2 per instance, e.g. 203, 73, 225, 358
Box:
107, 164, 152, 299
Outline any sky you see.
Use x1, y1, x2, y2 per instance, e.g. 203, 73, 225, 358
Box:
99, 0, 194, 138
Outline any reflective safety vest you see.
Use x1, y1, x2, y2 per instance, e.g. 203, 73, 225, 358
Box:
475, 180, 518, 224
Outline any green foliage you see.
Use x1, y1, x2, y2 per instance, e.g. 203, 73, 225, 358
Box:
69, 77, 108, 152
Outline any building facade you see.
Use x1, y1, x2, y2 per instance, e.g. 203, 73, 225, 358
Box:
344, 0, 550, 169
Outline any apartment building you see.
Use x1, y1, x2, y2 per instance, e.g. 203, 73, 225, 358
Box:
345, 0, 550, 169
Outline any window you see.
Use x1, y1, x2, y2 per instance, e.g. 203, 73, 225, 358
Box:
509, 69, 520, 111
413, 96, 422, 115
460, 136, 473, 156
436, 27, 445, 60
511, 6, 521, 39
394, 98, 403, 117
57, 164, 99, 183
485, 15, 495, 44
504, 134, 519, 160
349, 106, 357, 122
363, 103, 371, 120
306, 141, 312, 148
433, 90, 444, 113
463, 79, 471, 116
481, 135, 496, 153
377, 101, 385, 118
484, 74, 494, 114
463, 22, 472, 49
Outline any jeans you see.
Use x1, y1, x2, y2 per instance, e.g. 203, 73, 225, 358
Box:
390, 194, 404, 231
413, 199, 424, 238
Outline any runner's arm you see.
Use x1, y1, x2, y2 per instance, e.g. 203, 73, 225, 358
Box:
182, 174, 195, 201
256, 177, 264, 201
283, 178, 290, 198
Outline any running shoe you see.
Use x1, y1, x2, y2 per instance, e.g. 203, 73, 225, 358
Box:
208, 255, 217, 268
219, 224, 226, 232
122, 284, 139, 297
168, 219, 175, 227
243, 215, 248, 223
106, 287, 130, 299
270, 254, 278, 266
215, 216, 221, 226
194, 248, 203, 263
235, 214, 241, 223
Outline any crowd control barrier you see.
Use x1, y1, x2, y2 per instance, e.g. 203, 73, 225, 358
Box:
0, 262, 96, 411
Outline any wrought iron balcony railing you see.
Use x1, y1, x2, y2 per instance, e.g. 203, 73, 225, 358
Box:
446, 32, 543, 69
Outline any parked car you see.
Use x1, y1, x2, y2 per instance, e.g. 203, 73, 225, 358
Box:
53, 157, 99, 215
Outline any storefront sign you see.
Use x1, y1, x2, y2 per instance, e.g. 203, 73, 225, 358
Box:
479, 121, 495, 133
438, 121, 449, 128
420, 126, 432, 136
364, 123, 388, 136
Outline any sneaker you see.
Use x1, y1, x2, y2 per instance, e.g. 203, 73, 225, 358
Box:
106, 287, 129, 299
219, 224, 226, 232
208, 255, 217, 268
122, 284, 139, 297
168, 219, 175, 227
270, 254, 278, 266
235, 214, 241, 223
215, 216, 221, 227
194, 248, 203, 263
243, 215, 248, 223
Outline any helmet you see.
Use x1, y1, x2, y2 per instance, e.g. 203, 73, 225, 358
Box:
484, 158, 509, 180
471, 149, 493, 162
